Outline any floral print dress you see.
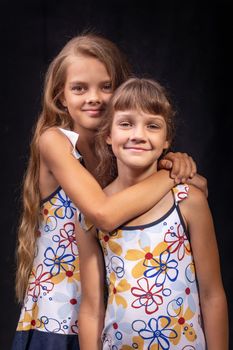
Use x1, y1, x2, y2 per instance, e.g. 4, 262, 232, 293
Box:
99, 184, 206, 350
12, 129, 81, 350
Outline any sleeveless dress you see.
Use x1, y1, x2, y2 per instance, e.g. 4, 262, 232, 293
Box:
12, 128, 82, 350
98, 184, 206, 350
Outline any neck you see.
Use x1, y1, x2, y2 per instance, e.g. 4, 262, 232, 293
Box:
113, 161, 158, 191
73, 123, 96, 145
73, 124, 98, 175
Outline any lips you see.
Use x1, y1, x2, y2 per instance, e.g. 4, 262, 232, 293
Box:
124, 147, 151, 151
82, 108, 103, 111
82, 109, 104, 117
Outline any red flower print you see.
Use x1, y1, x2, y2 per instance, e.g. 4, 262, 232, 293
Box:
131, 277, 163, 314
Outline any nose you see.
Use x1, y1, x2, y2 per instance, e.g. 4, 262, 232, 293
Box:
130, 125, 146, 142
85, 89, 101, 105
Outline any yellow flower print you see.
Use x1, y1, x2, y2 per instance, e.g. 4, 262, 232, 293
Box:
51, 257, 80, 285
122, 336, 144, 350
108, 272, 131, 308
17, 303, 41, 331
161, 304, 196, 345
125, 241, 167, 279
40, 200, 56, 221
99, 229, 123, 256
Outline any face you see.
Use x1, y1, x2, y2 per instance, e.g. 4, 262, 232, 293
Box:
61, 55, 113, 133
107, 109, 169, 174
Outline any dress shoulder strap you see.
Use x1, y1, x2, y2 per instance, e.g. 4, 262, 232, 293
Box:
58, 127, 82, 160
172, 183, 189, 204
79, 213, 95, 232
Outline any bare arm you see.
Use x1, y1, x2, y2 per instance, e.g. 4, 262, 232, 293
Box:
40, 129, 178, 231
160, 152, 208, 196
180, 186, 228, 350
76, 223, 105, 350
187, 173, 208, 197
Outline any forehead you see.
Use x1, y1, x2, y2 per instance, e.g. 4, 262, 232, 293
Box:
114, 110, 165, 121
65, 55, 110, 82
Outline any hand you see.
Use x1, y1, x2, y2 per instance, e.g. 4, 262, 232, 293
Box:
158, 152, 197, 184
187, 173, 208, 197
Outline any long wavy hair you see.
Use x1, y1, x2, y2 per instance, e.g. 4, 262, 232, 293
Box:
16, 33, 131, 303
95, 78, 176, 187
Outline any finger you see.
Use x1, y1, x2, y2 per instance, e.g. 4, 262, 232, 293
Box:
181, 155, 192, 181
170, 158, 181, 179
189, 156, 197, 178
175, 153, 194, 182
163, 151, 176, 162
176, 159, 187, 183
158, 159, 173, 170
175, 153, 191, 182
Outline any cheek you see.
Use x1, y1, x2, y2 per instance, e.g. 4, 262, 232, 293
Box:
67, 97, 83, 110
108, 133, 124, 153
103, 94, 113, 105
111, 129, 128, 145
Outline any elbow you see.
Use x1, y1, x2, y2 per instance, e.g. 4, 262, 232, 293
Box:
92, 208, 116, 232
200, 286, 227, 308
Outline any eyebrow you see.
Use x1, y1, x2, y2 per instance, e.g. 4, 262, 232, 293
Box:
69, 79, 112, 84
115, 112, 165, 120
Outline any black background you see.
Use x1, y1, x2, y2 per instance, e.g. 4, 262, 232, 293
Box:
1, 0, 232, 349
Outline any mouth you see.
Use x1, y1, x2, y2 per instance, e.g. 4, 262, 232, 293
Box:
82, 109, 104, 117
124, 147, 151, 152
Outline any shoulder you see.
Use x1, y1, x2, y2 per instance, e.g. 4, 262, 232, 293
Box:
39, 127, 65, 146
39, 128, 77, 167
39, 128, 71, 153
185, 184, 207, 207
179, 184, 210, 221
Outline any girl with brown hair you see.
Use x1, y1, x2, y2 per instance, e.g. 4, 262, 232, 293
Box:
12, 34, 203, 350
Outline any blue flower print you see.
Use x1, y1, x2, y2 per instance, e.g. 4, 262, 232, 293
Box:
144, 249, 178, 287
133, 316, 177, 350
106, 255, 125, 279
50, 190, 76, 219
44, 245, 75, 276
103, 305, 132, 347
171, 277, 198, 314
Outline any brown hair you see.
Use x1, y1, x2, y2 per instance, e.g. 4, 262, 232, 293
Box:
16, 33, 131, 302
95, 77, 175, 187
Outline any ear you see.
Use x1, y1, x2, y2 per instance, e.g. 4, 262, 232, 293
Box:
106, 135, 112, 145
163, 140, 170, 150
59, 93, 67, 107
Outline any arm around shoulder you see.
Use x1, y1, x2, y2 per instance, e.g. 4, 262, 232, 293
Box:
39, 129, 176, 231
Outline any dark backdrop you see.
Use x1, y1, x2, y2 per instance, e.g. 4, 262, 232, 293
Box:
1, 1, 232, 349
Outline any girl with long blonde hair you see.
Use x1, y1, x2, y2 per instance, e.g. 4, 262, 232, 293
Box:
12, 33, 203, 349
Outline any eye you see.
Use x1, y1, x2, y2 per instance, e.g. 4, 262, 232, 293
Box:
71, 84, 87, 94
102, 82, 113, 93
119, 121, 132, 128
147, 123, 160, 129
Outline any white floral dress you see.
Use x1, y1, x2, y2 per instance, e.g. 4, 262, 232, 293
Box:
99, 184, 206, 350
12, 128, 81, 350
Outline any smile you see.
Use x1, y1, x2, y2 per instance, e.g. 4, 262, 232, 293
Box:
124, 147, 151, 152
82, 109, 104, 116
